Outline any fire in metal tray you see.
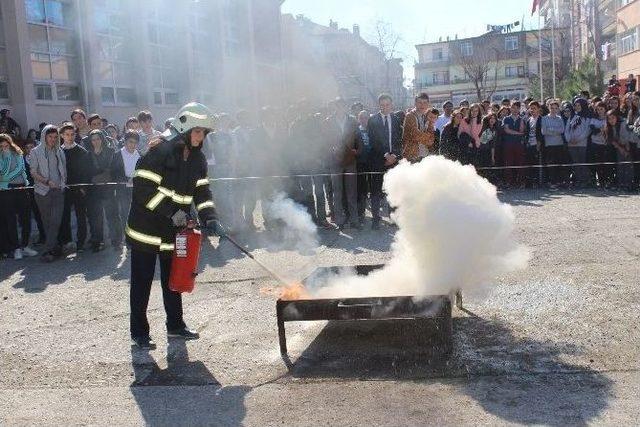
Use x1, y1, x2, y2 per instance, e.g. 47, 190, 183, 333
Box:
274, 265, 455, 357
261, 282, 310, 300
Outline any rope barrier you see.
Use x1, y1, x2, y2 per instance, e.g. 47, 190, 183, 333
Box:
3, 160, 640, 191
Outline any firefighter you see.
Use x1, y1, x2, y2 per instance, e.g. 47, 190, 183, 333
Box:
126, 102, 221, 349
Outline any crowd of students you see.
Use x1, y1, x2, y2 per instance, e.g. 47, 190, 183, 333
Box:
1, 78, 639, 262
0, 109, 159, 261
434, 86, 640, 191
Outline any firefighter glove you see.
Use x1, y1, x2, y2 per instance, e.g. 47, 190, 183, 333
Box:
171, 210, 188, 227
205, 219, 225, 237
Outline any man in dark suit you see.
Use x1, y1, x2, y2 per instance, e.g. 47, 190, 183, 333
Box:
366, 93, 403, 229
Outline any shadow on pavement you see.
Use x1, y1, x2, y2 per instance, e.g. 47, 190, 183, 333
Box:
499, 187, 636, 207
455, 313, 613, 426
130, 338, 250, 426
9, 247, 127, 293
285, 313, 612, 425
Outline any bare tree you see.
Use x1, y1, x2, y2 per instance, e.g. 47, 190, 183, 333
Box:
367, 20, 404, 101
451, 36, 501, 102
326, 50, 378, 105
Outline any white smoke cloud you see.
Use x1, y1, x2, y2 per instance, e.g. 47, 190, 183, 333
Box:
313, 157, 530, 299
265, 192, 319, 252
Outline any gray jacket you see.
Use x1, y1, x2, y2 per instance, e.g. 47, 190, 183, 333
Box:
28, 124, 67, 196
541, 115, 565, 146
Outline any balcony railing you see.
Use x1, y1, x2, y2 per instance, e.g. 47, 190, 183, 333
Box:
415, 58, 451, 68
415, 73, 530, 90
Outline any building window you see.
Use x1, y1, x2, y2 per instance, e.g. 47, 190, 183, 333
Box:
505, 64, 526, 78
0, 6, 8, 101
431, 71, 449, 85
432, 48, 443, 61
26, 0, 81, 103
619, 27, 639, 55
148, 1, 179, 105
461, 41, 473, 57
165, 92, 179, 105
34, 83, 53, 100
224, 0, 246, 56
116, 88, 136, 104
505, 36, 519, 51
56, 83, 79, 101
94, 0, 136, 105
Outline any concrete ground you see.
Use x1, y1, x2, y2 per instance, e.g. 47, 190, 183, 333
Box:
1, 189, 639, 426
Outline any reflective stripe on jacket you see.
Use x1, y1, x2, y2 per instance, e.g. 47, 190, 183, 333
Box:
126, 138, 216, 256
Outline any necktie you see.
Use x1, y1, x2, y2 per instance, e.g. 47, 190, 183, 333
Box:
384, 115, 391, 151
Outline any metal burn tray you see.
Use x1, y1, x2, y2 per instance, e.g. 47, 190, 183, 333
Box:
276, 265, 455, 356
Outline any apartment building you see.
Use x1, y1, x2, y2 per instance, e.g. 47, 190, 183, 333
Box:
281, 15, 407, 109
414, 29, 562, 106
0, 0, 285, 131
617, 0, 640, 79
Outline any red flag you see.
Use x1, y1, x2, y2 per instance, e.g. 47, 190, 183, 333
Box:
531, 0, 545, 15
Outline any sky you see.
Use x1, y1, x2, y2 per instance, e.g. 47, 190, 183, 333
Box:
282, 0, 540, 80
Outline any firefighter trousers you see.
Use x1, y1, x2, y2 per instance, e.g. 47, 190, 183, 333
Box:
130, 249, 186, 338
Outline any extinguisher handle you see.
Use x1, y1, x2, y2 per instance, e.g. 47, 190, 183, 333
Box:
186, 219, 197, 229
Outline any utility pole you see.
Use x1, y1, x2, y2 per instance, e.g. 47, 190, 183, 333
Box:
538, 10, 544, 100
551, 0, 557, 98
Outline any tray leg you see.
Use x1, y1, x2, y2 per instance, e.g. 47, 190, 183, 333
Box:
277, 309, 287, 355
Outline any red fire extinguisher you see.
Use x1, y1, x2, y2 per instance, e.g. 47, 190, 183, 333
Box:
169, 221, 202, 293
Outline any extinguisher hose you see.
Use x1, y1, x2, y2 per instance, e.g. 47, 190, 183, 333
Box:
220, 232, 290, 286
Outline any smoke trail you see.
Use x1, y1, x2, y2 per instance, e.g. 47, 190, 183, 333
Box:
314, 157, 530, 298
265, 192, 319, 252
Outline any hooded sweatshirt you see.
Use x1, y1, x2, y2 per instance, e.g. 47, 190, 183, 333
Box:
28, 124, 66, 196
564, 98, 591, 148
86, 129, 116, 184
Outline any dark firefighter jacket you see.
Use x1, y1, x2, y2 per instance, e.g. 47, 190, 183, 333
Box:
126, 137, 216, 257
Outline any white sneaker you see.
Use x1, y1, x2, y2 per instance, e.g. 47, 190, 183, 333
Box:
22, 246, 38, 257
13, 248, 23, 260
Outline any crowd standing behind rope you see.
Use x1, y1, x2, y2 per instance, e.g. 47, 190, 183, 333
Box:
1, 78, 640, 262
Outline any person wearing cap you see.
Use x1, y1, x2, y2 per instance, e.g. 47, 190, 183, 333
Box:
126, 102, 219, 349
435, 101, 453, 134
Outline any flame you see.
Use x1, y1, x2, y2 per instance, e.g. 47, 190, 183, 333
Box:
260, 282, 310, 300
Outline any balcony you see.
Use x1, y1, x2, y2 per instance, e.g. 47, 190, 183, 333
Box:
415, 73, 530, 92
415, 80, 450, 89
415, 58, 451, 69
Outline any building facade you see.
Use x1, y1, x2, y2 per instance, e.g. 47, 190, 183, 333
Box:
617, 0, 640, 79
281, 15, 406, 109
0, 0, 285, 131
547, 0, 638, 83
414, 29, 562, 106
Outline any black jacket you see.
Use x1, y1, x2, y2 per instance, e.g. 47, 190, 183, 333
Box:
88, 146, 116, 184
440, 123, 461, 161
62, 144, 91, 185
366, 112, 403, 172
126, 138, 216, 256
